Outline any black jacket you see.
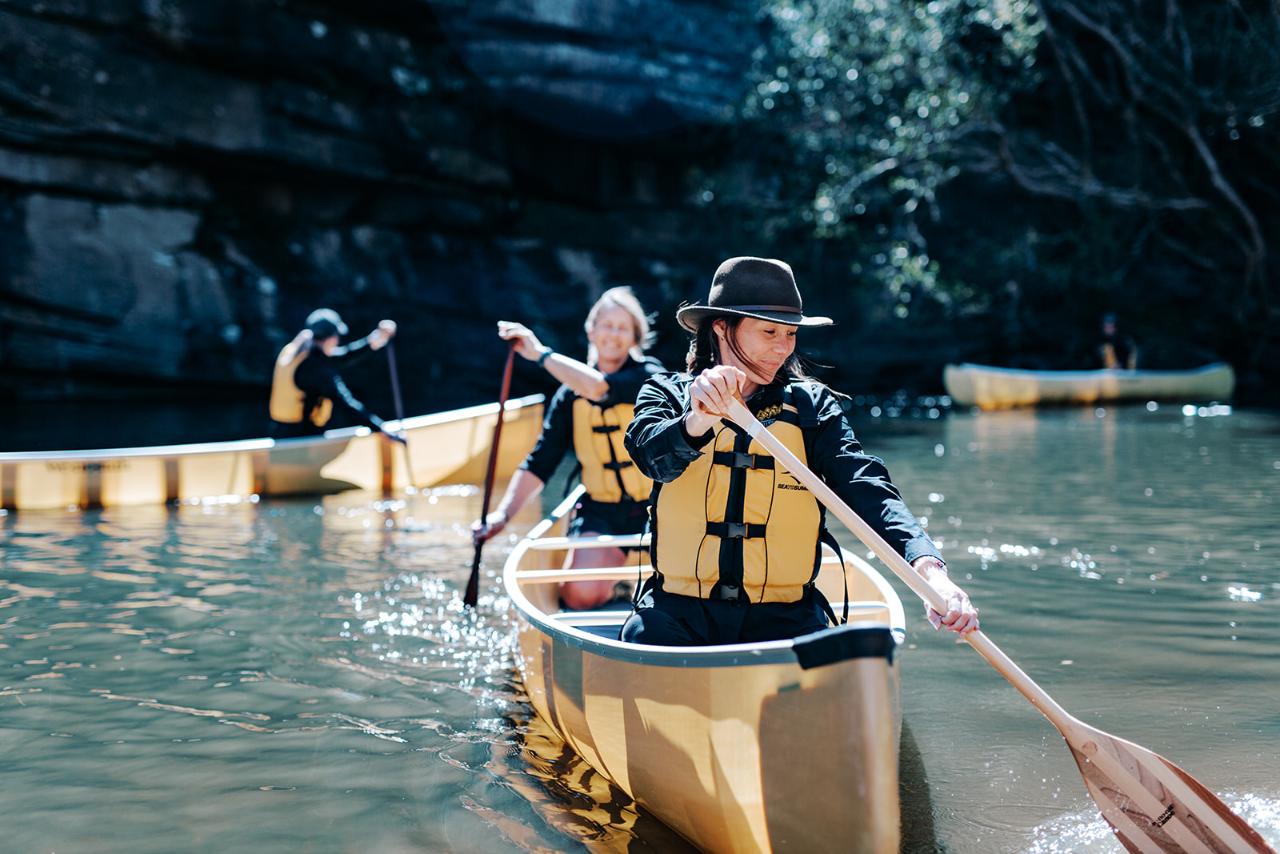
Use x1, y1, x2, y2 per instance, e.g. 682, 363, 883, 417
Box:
521, 355, 665, 483
292, 336, 385, 431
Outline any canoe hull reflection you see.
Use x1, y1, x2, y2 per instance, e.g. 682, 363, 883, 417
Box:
505, 486, 908, 853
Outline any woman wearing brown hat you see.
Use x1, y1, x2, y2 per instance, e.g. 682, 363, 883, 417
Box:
621, 257, 978, 645
472, 287, 665, 610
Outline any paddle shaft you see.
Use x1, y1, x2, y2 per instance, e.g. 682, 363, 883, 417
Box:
723, 399, 1075, 729
463, 342, 517, 608
385, 342, 419, 491
387, 342, 406, 420
727, 399, 1280, 852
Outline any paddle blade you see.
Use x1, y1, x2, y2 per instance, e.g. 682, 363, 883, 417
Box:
463, 548, 482, 608
1065, 724, 1274, 853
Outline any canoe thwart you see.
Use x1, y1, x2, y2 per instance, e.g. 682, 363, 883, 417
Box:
514, 567, 654, 584
525, 534, 650, 551
513, 552, 854, 585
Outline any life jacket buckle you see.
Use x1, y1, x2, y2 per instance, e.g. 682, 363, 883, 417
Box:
724, 521, 747, 539
714, 584, 742, 601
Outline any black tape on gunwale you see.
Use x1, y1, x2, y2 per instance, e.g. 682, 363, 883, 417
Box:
792, 624, 897, 670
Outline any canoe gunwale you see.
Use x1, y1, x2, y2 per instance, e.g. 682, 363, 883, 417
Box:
948, 361, 1231, 382
504, 485, 906, 670
0, 393, 545, 462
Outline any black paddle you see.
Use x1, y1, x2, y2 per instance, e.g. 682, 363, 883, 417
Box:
464, 341, 517, 608
385, 341, 419, 492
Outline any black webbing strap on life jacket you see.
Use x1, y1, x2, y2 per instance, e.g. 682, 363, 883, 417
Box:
706, 521, 768, 539
591, 403, 631, 502
711, 450, 775, 470
816, 528, 849, 625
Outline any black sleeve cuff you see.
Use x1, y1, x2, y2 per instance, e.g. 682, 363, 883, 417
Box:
679, 418, 714, 449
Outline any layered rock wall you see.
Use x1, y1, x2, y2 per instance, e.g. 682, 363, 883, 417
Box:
0, 0, 760, 411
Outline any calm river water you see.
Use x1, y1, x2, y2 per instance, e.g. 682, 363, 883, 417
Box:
2, 404, 1277, 852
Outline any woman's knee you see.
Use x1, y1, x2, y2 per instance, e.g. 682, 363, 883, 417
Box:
559, 580, 615, 610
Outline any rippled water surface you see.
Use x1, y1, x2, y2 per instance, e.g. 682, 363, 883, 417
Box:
2, 404, 1277, 852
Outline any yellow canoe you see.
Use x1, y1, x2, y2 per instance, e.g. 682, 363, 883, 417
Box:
943, 362, 1235, 411
0, 394, 543, 512
504, 486, 908, 853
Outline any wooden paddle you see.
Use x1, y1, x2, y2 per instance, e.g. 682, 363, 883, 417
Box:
724, 397, 1274, 854
463, 341, 518, 609
384, 341, 420, 492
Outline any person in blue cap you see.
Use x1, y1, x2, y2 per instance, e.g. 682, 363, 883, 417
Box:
268, 308, 404, 441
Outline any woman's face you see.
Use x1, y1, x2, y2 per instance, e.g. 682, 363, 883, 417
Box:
589, 305, 637, 364
715, 318, 798, 385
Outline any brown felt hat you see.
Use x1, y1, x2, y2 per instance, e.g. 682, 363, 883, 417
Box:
675, 257, 833, 334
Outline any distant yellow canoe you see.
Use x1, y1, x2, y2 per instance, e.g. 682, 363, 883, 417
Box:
505, 486, 907, 853
943, 362, 1235, 411
0, 394, 543, 512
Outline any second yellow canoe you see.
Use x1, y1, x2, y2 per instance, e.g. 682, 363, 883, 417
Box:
943, 362, 1235, 411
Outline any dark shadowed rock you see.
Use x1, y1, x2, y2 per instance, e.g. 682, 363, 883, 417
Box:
0, 0, 772, 429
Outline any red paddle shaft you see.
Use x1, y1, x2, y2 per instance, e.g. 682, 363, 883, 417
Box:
464, 341, 517, 608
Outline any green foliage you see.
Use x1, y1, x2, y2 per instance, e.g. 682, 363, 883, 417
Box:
743, 0, 1042, 314
737, 0, 1280, 380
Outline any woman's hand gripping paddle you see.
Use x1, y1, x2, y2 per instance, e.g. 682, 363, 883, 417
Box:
463, 341, 518, 609
724, 397, 1274, 854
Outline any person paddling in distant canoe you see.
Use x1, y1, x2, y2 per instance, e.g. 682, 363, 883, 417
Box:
621, 257, 979, 645
1100, 312, 1138, 370
269, 308, 405, 442
472, 287, 665, 610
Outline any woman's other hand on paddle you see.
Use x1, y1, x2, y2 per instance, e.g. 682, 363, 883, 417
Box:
686, 366, 746, 435
471, 510, 509, 544
913, 557, 979, 635
497, 321, 545, 361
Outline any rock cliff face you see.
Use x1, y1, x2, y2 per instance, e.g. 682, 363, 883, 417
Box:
0, 0, 762, 415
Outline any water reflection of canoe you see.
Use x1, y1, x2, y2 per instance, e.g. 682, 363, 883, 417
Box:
504, 485, 908, 853
488, 708, 696, 852
0, 394, 543, 511
943, 362, 1235, 411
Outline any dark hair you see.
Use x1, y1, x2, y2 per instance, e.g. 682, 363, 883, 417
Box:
685, 316, 811, 382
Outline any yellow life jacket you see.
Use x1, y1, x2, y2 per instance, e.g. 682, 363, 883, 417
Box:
269, 340, 332, 427
654, 385, 822, 604
571, 398, 652, 504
